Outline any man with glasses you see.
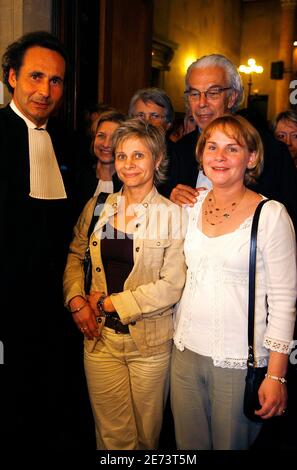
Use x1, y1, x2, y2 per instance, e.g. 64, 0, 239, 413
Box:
168, 54, 297, 232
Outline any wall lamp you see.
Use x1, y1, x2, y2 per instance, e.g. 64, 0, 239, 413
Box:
239, 58, 263, 104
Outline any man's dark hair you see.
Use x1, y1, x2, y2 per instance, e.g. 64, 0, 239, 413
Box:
2, 31, 68, 94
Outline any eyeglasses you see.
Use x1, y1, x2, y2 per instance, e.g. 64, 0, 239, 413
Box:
184, 86, 232, 102
133, 112, 166, 122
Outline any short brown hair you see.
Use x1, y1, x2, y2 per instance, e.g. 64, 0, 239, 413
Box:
111, 118, 168, 186
196, 114, 264, 185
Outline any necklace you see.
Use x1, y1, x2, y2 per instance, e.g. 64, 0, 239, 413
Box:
204, 188, 246, 226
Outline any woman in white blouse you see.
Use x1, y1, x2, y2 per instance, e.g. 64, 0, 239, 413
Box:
171, 114, 297, 450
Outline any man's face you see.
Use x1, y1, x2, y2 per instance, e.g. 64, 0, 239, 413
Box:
187, 66, 237, 130
133, 99, 170, 131
8, 46, 65, 126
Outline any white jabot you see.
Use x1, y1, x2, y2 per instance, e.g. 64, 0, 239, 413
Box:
10, 100, 67, 200
28, 128, 67, 199
93, 179, 114, 196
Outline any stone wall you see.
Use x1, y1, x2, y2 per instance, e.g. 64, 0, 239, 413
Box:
240, 0, 281, 120
153, 0, 294, 121
154, 0, 242, 113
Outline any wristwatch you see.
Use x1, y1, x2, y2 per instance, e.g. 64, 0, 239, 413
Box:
97, 294, 107, 317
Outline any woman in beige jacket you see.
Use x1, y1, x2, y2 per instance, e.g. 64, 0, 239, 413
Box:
64, 119, 186, 450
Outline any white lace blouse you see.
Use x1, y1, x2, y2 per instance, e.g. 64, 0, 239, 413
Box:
173, 191, 297, 369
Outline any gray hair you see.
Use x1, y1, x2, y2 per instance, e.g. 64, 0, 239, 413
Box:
273, 109, 297, 130
185, 54, 244, 112
128, 87, 174, 125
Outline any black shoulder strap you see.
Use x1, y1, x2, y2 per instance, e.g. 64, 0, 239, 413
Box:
87, 192, 109, 239
247, 199, 270, 367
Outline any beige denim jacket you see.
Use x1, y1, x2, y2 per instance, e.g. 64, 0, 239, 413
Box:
64, 187, 187, 356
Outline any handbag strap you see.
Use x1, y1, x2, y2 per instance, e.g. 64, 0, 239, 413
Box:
247, 199, 270, 367
87, 192, 109, 239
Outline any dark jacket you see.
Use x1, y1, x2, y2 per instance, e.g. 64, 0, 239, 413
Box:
0, 104, 88, 445
0, 105, 78, 288
0, 104, 81, 355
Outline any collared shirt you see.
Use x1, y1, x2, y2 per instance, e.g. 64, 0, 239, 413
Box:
195, 126, 212, 189
93, 179, 114, 196
196, 171, 212, 190
10, 100, 67, 200
10, 100, 47, 129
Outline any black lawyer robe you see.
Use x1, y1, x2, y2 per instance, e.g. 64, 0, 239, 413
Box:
0, 105, 93, 448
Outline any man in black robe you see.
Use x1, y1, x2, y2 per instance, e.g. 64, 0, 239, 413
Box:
0, 31, 93, 449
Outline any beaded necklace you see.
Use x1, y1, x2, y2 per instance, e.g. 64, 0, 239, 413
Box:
204, 188, 246, 226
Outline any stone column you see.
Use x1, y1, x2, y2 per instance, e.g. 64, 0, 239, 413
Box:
275, 0, 297, 113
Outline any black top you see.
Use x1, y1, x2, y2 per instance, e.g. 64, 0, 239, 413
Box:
158, 136, 177, 198
0, 105, 78, 307
101, 222, 134, 294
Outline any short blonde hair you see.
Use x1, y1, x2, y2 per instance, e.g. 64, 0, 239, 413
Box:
111, 118, 168, 186
196, 114, 264, 185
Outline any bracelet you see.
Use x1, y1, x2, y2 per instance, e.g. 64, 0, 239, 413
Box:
70, 301, 87, 314
265, 373, 287, 384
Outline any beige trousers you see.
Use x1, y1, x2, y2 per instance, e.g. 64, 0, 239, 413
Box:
84, 327, 171, 450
